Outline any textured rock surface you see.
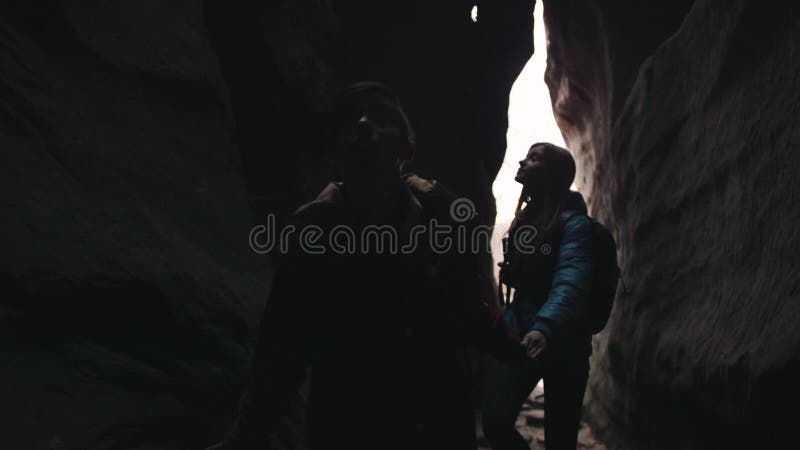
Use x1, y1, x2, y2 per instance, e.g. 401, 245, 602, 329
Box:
0, 1, 267, 449
545, 0, 800, 448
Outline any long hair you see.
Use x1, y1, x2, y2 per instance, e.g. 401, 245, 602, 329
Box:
512, 142, 576, 238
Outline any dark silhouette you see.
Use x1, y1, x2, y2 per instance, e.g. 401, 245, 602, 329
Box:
483, 143, 599, 450
207, 82, 527, 450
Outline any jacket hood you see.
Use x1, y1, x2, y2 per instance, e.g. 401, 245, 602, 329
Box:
564, 190, 588, 214
294, 181, 424, 226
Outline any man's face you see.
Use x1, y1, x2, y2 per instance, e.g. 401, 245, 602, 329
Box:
515, 145, 547, 188
334, 98, 409, 161
332, 97, 410, 187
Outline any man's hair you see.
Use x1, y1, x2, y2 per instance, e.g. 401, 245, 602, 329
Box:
330, 81, 415, 143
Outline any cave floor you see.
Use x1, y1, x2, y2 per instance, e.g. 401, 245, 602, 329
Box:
475, 382, 606, 450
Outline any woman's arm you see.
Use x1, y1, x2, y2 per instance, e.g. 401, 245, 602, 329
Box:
528, 214, 594, 342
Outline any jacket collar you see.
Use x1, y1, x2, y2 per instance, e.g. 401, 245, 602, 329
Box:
314, 181, 424, 227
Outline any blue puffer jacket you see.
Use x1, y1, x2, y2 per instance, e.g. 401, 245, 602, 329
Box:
503, 191, 594, 351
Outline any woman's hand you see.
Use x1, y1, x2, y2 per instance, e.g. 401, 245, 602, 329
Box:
521, 330, 547, 360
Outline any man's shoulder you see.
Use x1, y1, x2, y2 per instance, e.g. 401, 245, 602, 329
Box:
403, 173, 477, 224
402, 173, 442, 195
291, 182, 344, 226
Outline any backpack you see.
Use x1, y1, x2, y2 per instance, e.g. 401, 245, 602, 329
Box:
500, 210, 622, 333
584, 217, 620, 334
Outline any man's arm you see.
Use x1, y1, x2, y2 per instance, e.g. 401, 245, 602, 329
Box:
441, 249, 527, 361
404, 173, 526, 361
221, 233, 315, 449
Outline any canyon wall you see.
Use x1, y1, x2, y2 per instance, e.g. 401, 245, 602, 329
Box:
544, 0, 800, 448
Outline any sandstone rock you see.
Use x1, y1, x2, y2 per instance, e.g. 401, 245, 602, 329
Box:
0, 2, 267, 449
544, 0, 800, 448
523, 408, 546, 426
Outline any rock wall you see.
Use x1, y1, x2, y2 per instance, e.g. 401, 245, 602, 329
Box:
0, 0, 272, 448
544, 0, 800, 448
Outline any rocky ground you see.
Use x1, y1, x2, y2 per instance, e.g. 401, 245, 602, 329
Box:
476, 381, 606, 450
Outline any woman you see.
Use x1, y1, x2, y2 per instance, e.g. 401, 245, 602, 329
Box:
483, 142, 594, 450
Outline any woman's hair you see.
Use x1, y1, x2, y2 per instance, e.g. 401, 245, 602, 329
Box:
534, 142, 576, 193
513, 142, 577, 237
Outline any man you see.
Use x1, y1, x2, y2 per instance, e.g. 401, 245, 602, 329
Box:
211, 82, 527, 450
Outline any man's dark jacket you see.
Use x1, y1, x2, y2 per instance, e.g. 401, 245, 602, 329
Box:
232, 178, 523, 450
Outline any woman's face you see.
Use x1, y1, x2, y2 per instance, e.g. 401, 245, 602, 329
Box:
515, 145, 548, 188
